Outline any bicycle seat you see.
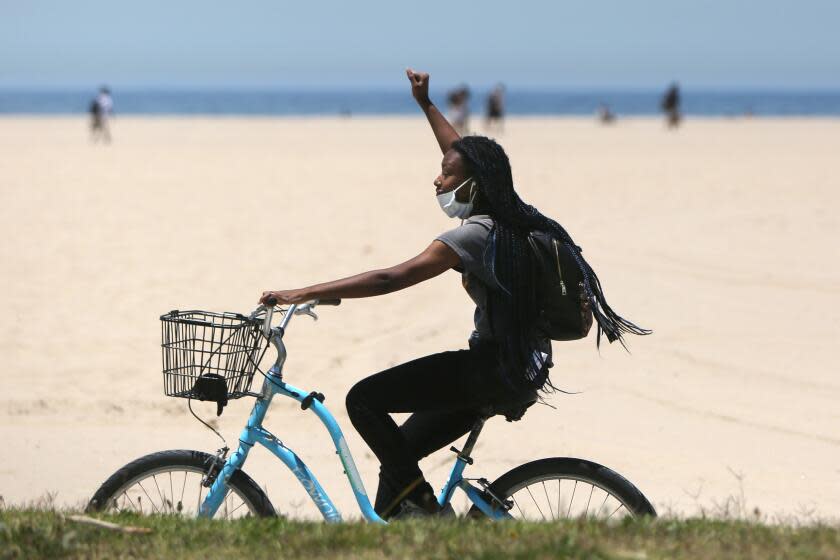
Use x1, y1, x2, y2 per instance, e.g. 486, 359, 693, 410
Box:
482, 398, 537, 422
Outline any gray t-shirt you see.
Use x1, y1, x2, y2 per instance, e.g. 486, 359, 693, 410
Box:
436, 216, 553, 377
436, 215, 496, 341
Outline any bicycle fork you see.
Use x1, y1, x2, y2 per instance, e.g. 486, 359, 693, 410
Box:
198, 382, 272, 519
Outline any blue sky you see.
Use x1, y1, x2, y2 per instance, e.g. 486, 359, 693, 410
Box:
2, 0, 838, 90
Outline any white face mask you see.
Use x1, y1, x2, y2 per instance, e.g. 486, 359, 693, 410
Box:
437, 176, 476, 219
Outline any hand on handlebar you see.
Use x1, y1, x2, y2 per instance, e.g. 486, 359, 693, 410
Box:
256, 292, 342, 337
260, 290, 308, 306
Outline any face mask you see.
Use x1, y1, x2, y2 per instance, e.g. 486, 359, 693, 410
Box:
437, 176, 476, 219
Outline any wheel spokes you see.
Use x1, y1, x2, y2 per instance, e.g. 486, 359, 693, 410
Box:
525, 485, 547, 521
541, 482, 556, 521
502, 476, 635, 522
103, 467, 255, 518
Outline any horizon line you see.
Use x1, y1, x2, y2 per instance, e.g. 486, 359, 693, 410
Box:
2, 85, 840, 93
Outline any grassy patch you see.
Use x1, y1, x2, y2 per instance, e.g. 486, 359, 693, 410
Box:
0, 510, 838, 560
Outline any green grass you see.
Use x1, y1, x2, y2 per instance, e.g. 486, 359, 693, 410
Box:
1, 510, 838, 560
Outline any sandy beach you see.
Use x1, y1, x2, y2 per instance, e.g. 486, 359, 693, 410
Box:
1, 115, 837, 520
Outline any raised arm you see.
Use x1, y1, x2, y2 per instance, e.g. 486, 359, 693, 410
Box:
406, 68, 461, 154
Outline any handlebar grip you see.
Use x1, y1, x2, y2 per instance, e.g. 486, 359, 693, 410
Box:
264, 296, 278, 307
316, 298, 341, 306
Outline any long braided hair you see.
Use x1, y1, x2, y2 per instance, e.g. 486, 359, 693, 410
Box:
451, 135, 650, 390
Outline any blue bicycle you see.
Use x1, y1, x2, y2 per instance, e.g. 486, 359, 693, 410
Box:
88, 300, 656, 522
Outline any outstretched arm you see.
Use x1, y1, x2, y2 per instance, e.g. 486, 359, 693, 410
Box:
406, 68, 461, 154
260, 241, 460, 305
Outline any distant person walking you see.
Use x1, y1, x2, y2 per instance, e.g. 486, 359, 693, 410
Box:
89, 86, 114, 143
485, 84, 505, 132
597, 102, 616, 124
446, 85, 470, 135
661, 83, 681, 129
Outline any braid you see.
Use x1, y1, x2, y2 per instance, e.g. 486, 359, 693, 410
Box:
451, 136, 650, 390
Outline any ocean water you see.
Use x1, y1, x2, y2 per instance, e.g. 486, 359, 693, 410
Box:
1, 89, 839, 116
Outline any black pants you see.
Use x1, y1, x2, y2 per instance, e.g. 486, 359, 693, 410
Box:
345, 342, 537, 513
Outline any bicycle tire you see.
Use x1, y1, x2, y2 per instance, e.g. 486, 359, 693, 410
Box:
467, 457, 656, 520
87, 449, 275, 518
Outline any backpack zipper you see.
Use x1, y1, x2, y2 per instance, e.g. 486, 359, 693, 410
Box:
552, 239, 567, 296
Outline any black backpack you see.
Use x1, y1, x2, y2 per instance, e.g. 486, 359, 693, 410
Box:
527, 231, 593, 341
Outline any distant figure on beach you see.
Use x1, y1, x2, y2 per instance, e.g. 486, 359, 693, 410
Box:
661, 83, 681, 128
447, 85, 470, 135
597, 102, 616, 124
485, 84, 505, 132
89, 86, 114, 143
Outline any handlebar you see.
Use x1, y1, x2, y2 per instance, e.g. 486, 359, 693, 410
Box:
246, 298, 342, 381
313, 298, 342, 306
254, 298, 342, 338
263, 296, 341, 308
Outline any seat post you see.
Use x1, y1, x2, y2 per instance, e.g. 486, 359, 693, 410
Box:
459, 415, 487, 458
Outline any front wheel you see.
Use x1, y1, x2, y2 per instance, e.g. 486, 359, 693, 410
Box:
468, 457, 656, 521
87, 450, 275, 518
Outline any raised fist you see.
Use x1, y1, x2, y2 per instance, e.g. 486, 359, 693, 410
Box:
406, 68, 431, 105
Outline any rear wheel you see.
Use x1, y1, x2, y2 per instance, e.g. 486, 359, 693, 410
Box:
87, 450, 275, 518
468, 457, 656, 520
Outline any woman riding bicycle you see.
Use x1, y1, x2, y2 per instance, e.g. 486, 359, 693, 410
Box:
260, 69, 645, 519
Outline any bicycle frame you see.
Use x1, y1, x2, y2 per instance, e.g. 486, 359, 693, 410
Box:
198, 303, 511, 522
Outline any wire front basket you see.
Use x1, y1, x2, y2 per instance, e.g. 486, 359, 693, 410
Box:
161, 310, 268, 402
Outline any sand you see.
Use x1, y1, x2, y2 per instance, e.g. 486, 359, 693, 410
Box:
0, 115, 838, 520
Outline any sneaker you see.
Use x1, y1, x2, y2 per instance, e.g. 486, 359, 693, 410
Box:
439, 502, 456, 518
385, 480, 442, 520
391, 498, 435, 520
